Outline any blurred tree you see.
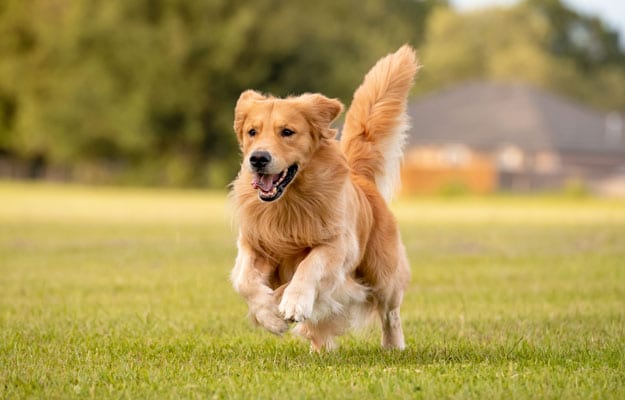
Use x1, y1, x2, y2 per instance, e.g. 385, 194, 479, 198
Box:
0, 0, 442, 186
526, 0, 625, 69
417, 0, 625, 111
1, 0, 623, 186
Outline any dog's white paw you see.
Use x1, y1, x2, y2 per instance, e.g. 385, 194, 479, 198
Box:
253, 306, 289, 335
279, 285, 315, 322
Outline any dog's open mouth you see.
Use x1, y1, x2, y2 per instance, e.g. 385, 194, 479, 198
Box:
251, 164, 298, 202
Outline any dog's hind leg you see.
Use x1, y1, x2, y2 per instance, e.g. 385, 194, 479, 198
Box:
378, 250, 409, 350
378, 282, 406, 349
380, 303, 405, 350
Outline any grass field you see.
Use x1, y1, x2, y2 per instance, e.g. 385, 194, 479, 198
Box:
1, 182, 624, 399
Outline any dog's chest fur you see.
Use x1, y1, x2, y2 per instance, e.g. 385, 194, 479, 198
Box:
239, 188, 342, 261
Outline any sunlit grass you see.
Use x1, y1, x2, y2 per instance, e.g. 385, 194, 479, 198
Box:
1, 182, 624, 399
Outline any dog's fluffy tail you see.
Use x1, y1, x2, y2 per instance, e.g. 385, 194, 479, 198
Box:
341, 45, 419, 202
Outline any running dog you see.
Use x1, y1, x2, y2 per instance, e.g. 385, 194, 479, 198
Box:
230, 45, 418, 351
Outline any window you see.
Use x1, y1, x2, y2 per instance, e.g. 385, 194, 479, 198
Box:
534, 151, 561, 174
441, 144, 470, 167
497, 145, 524, 172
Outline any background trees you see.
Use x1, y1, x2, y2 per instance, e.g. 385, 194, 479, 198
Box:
0, 0, 623, 187
417, 0, 625, 110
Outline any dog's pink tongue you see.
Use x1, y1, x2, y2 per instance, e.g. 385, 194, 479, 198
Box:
252, 174, 276, 192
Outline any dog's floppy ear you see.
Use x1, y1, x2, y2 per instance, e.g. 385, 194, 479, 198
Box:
234, 90, 266, 141
300, 94, 344, 139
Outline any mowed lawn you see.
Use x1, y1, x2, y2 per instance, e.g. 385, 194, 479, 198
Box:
1, 182, 624, 399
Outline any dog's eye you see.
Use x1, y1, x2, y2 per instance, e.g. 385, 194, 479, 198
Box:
248, 129, 256, 137
281, 128, 295, 137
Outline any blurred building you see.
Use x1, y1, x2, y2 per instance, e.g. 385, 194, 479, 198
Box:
402, 81, 625, 195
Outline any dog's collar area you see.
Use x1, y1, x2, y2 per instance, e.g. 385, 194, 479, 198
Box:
252, 164, 298, 202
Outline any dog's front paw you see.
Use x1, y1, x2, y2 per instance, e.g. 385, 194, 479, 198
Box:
253, 306, 289, 335
279, 284, 315, 322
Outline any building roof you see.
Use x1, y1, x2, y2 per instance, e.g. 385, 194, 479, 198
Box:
406, 81, 625, 155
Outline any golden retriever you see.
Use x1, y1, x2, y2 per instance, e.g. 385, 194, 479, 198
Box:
230, 45, 418, 351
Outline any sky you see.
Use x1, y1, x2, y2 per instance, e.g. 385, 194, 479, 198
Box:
451, 0, 625, 45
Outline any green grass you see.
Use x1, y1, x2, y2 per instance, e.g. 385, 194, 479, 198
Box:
1, 182, 624, 399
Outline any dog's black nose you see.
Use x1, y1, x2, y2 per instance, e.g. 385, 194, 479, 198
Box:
249, 150, 272, 170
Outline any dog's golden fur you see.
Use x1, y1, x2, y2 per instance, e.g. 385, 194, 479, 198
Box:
231, 46, 419, 351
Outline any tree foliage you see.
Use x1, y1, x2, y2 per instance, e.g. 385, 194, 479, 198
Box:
0, 0, 441, 185
417, 0, 625, 111
0, 0, 623, 186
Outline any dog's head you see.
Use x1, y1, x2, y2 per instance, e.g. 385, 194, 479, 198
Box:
233, 90, 344, 202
